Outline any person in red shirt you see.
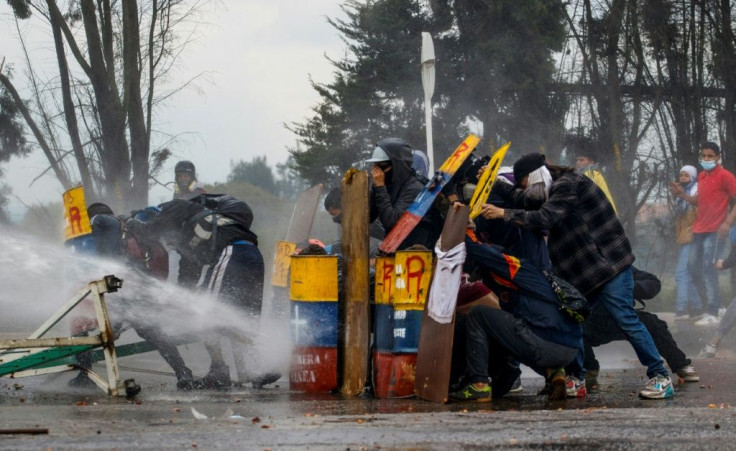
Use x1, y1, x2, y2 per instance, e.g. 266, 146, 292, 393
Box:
673, 142, 736, 325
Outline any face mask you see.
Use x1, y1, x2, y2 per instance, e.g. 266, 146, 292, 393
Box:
679, 181, 690, 187
332, 213, 342, 225
700, 160, 717, 171
523, 183, 547, 210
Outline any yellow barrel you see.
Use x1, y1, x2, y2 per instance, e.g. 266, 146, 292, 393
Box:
392, 250, 433, 309
374, 256, 395, 305
289, 255, 339, 301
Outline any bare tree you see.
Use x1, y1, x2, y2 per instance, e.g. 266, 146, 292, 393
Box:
0, 0, 207, 211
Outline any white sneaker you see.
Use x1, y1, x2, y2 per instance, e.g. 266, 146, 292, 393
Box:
694, 314, 720, 326
639, 375, 674, 399
698, 344, 718, 358
675, 365, 700, 382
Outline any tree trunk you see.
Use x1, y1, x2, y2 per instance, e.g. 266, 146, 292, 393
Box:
122, 0, 150, 207
49, 1, 93, 194
80, 0, 130, 210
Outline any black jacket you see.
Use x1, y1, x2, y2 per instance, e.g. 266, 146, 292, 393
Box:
127, 199, 256, 267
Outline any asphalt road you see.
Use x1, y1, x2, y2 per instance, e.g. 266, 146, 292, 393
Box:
1, 317, 735, 449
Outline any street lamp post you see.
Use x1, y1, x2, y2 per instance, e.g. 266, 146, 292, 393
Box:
421, 32, 436, 175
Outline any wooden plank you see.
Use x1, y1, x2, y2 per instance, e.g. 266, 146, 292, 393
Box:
339, 169, 371, 395
415, 204, 469, 403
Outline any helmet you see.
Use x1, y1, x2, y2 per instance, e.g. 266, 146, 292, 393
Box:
174, 160, 196, 175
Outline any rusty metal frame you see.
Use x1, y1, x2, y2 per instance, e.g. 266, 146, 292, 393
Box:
0, 276, 124, 396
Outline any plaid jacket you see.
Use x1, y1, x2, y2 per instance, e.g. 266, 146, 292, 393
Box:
504, 171, 634, 295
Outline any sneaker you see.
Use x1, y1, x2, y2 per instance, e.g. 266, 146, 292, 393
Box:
547, 368, 567, 401
566, 376, 587, 398
251, 372, 281, 389
508, 376, 523, 393
639, 375, 674, 399
698, 343, 718, 358
694, 314, 719, 326
675, 365, 700, 382
449, 382, 491, 402
674, 313, 690, 321
201, 364, 232, 390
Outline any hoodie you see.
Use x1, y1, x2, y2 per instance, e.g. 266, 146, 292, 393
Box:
370, 138, 441, 250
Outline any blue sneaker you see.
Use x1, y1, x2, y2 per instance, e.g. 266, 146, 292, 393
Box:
639, 375, 674, 399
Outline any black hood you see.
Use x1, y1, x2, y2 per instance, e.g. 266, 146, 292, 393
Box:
376, 138, 416, 199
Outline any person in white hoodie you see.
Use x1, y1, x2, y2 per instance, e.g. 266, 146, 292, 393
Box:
669, 165, 702, 320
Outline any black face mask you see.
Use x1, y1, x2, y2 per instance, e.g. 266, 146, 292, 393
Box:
332, 213, 342, 224
383, 169, 393, 186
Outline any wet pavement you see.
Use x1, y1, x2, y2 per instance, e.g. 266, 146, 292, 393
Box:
1, 317, 736, 449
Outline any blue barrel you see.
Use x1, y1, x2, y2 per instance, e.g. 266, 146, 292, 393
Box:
373, 304, 394, 352
392, 308, 422, 353
290, 301, 338, 348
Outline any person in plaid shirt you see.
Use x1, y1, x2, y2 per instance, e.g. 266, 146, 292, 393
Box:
480, 153, 673, 400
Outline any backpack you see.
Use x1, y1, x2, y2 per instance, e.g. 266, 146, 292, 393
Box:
192, 194, 254, 230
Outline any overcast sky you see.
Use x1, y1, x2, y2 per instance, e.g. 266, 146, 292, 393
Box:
1, 1, 348, 219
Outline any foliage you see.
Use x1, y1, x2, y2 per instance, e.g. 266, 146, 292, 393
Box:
288, 0, 570, 185
228, 156, 277, 196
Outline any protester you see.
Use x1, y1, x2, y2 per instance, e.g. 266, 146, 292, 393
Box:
173, 160, 206, 200
481, 153, 674, 399
367, 138, 442, 250
70, 203, 203, 391
675, 142, 736, 326
449, 235, 583, 402
126, 195, 280, 389
324, 186, 385, 251
575, 150, 617, 213
699, 230, 736, 357
583, 267, 699, 388
668, 165, 702, 320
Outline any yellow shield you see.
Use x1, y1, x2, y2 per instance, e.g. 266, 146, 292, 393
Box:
63, 186, 92, 240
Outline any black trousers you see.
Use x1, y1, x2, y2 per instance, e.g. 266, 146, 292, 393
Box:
462, 306, 577, 388
583, 306, 690, 372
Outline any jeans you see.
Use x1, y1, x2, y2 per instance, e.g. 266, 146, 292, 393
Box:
675, 244, 702, 314
589, 267, 668, 378
688, 233, 724, 316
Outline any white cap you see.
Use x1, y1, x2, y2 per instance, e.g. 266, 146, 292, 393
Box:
366, 146, 390, 163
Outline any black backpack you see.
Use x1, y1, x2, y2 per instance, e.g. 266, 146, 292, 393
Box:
192, 194, 254, 230
542, 270, 591, 323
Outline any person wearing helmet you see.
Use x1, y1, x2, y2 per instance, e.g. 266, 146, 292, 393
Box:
173, 160, 206, 200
